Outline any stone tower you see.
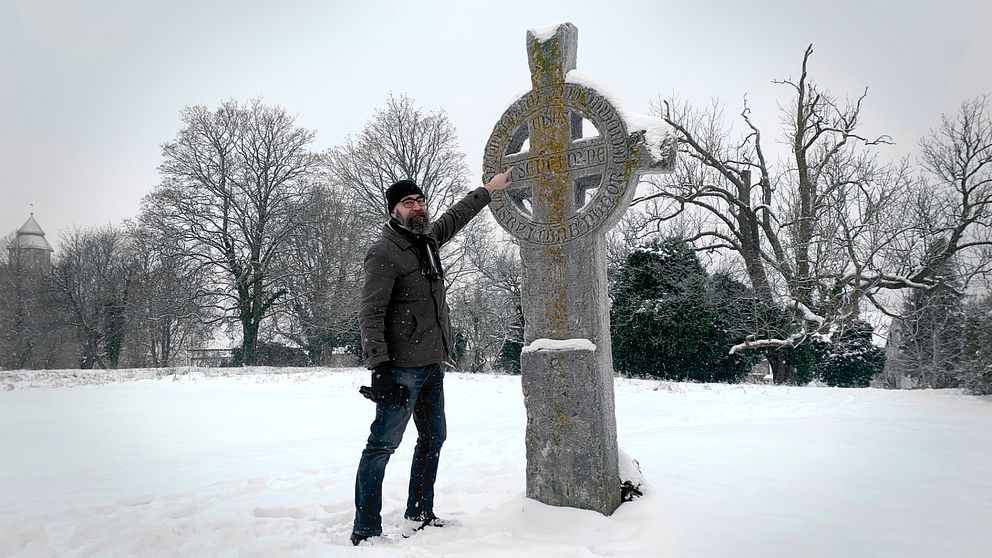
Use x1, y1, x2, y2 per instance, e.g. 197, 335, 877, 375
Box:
8, 214, 54, 273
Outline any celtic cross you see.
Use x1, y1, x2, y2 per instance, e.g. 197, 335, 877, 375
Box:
482, 23, 676, 516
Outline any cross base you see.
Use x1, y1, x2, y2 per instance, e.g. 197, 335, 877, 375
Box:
521, 346, 621, 515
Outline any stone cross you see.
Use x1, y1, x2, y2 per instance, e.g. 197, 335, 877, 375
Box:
482, 23, 676, 516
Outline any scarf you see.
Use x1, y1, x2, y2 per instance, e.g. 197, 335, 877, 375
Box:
389, 219, 444, 280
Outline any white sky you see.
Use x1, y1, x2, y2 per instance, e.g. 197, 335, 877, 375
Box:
2, 0, 991, 243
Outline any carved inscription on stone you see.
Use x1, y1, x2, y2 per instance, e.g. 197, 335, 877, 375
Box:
507, 139, 606, 183
482, 83, 635, 245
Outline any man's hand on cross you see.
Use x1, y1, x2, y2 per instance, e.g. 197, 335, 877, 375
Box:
484, 169, 513, 193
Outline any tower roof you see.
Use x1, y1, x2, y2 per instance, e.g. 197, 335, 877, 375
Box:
11, 215, 54, 252
18, 215, 46, 236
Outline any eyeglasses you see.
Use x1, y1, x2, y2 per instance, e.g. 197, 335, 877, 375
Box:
400, 196, 428, 208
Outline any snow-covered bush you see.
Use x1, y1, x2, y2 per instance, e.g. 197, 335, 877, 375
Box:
610, 238, 757, 382
814, 321, 885, 388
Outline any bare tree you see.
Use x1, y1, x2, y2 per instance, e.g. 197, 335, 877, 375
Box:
272, 183, 367, 363
911, 95, 992, 287
125, 220, 211, 367
884, 96, 992, 388
327, 93, 489, 365
636, 46, 991, 383
143, 99, 322, 365
448, 218, 523, 372
49, 225, 135, 369
328, 93, 470, 226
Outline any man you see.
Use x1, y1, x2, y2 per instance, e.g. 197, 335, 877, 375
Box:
351, 170, 512, 546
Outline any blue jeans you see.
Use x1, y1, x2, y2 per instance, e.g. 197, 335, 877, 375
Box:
353, 363, 446, 537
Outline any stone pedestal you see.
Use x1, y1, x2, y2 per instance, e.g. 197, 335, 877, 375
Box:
521, 344, 620, 513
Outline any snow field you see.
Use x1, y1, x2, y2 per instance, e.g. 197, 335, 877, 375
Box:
1, 368, 990, 557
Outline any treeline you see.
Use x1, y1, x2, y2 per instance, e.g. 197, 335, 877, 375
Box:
603, 46, 991, 393
609, 237, 991, 392
1, 46, 989, 393
0, 94, 522, 372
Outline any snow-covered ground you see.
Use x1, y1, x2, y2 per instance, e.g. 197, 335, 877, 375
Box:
1, 367, 989, 557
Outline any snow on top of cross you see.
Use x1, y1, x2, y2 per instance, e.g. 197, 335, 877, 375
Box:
499, 87, 533, 115
625, 112, 675, 157
566, 70, 675, 164
529, 23, 563, 42
522, 338, 597, 353
566, 70, 627, 116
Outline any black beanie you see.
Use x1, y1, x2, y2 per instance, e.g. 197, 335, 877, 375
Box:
385, 179, 425, 214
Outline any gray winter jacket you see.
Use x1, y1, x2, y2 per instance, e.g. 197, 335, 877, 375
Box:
359, 187, 492, 369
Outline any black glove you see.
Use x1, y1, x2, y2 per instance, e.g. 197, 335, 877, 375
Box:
359, 364, 410, 406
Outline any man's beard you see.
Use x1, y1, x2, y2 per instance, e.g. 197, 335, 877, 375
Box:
401, 209, 430, 234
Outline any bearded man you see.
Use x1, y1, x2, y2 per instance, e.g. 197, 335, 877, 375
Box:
351, 171, 512, 546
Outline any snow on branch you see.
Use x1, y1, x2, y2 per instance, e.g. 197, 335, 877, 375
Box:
729, 330, 808, 355
728, 299, 824, 355
843, 271, 936, 290
792, 299, 825, 327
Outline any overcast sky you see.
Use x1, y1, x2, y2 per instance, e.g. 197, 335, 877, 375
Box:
2, 0, 991, 244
